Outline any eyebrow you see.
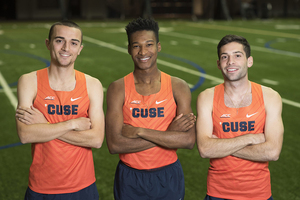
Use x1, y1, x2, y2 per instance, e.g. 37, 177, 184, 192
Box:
132, 39, 155, 44
221, 51, 244, 55
54, 36, 80, 43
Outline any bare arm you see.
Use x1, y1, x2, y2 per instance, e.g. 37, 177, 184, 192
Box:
134, 77, 196, 149
58, 75, 105, 148
105, 79, 156, 154
196, 88, 265, 158
232, 87, 284, 161
16, 72, 87, 144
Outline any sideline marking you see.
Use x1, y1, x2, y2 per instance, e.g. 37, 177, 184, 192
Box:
262, 79, 279, 85
160, 31, 300, 58
264, 39, 300, 58
0, 88, 17, 93
0, 71, 17, 109
0, 142, 23, 150
186, 23, 300, 39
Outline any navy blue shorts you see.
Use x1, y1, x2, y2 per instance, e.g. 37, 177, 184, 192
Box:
24, 182, 99, 200
114, 159, 185, 200
204, 194, 274, 200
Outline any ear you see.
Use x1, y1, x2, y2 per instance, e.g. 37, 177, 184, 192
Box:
77, 45, 83, 55
45, 39, 50, 50
128, 45, 131, 55
247, 56, 253, 68
157, 42, 161, 52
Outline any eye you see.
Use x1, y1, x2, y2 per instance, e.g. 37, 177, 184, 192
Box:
56, 39, 62, 43
72, 42, 78, 46
146, 43, 153, 47
221, 55, 227, 60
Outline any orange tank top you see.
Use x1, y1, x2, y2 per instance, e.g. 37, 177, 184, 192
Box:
120, 72, 178, 170
208, 82, 271, 200
30, 68, 95, 194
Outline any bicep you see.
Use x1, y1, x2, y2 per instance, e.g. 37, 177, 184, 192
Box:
264, 90, 284, 148
16, 73, 37, 139
196, 90, 214, 142
87, 79, 105, 132
17, 73, 37, 107
172, 78, 192, 115
105, 81, 125, 139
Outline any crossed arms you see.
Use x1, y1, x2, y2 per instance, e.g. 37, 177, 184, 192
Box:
15, 72, 105, 148
105, 76, 196, 154
196, 86, 284, 162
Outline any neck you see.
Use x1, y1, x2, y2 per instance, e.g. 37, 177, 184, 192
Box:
133, 67, 160, 84
48, 65, 75, 80
224, 79, 250, 97
47, 66, 76, 91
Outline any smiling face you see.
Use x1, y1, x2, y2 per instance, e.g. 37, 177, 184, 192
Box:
128, 30, 161, 71
46, 25, 83, 68
217, 42, 253, 82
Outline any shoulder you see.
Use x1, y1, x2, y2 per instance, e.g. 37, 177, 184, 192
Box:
170, 76, 191, 103
107, 77, 125, 92
171, 76, 190, 94
85, 74, 103, 89
171, 76, 189, 88
17, 71, 38, 106
18, 71, 37, 88
106, 77, 125, 100
197, 87, 215, 107
261, 85, 280, 97
261, 85, 282, 109
19, 71, 37, 81
198, 87, 214, 99
84, 74, 104, 99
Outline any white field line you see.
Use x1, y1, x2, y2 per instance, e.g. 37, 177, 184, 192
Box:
160, 31, 300, 58
0, 88, 17, 92
83, 35, 300, 108
0, 71, 17, 109
186, 23, 300, 39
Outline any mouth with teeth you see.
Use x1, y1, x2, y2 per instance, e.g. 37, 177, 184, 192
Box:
227, 68, 238, 72
139, 57, 150, 62
60, 53, 71, 57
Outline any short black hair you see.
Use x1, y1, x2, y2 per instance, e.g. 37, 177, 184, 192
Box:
48, 20, 83, 44
125, 17, 159, 45
217, 35, 251, 59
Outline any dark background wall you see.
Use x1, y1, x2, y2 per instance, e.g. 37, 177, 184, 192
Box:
0, 0, 299, 21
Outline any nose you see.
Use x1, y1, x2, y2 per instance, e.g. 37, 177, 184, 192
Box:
138, 46, 147, 56
62, 42, 69, 51
227, 55, 234, 65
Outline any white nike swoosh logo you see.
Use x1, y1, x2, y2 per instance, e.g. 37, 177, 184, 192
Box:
246, 112, 258, 118
71, 97, 82, 102
156, 99, 167, 104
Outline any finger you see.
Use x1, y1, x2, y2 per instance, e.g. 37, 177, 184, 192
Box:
177, 115, 196, 125
18, 117, 30, 125
173, 113, 183, 121
15, 109, 23, 115
181, 119, 196, 130
20, 106, 33, 115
